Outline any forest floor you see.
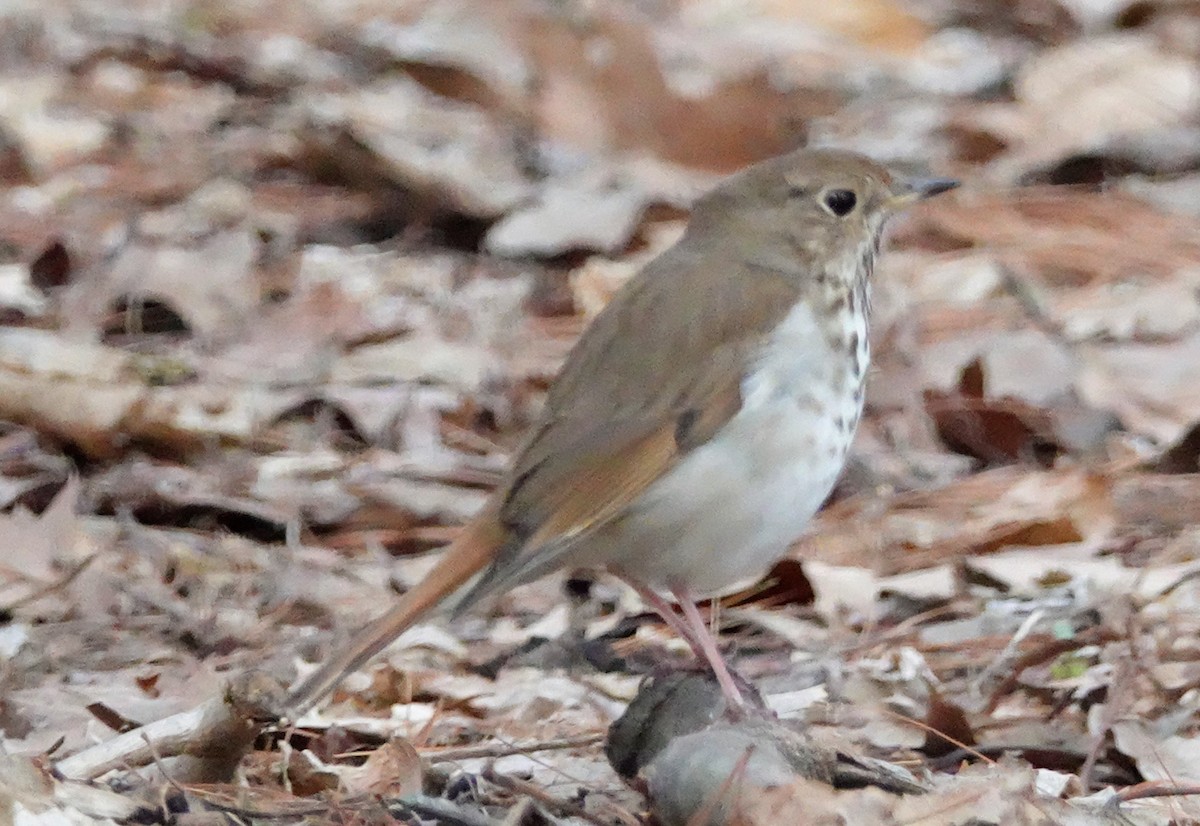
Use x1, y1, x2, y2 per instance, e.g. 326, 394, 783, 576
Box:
2, 0, 1200, 823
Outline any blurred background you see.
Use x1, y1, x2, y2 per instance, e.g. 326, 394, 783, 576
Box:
2, 0, 1200, 815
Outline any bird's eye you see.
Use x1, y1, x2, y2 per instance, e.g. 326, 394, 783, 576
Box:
822, 189, 857, 217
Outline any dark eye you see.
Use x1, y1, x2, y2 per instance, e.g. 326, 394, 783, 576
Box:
822, 189, 857, 217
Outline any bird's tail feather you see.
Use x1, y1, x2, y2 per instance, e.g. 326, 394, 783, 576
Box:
284, 509, 505, 716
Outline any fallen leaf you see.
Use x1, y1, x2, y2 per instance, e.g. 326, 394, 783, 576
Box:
0, 477, 80, 603
301, 77, 531, 217
485, 172, 651, 257
1008, 35, 1200, 174
70, 229, 261, 341
338, 737, 423, 797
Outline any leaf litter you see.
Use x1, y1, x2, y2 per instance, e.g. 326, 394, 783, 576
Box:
1, 0, 1200, 823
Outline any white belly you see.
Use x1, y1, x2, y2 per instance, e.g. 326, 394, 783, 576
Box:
589, 302, 866, 596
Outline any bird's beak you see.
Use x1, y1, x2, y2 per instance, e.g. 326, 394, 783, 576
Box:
887, 177, 960, 210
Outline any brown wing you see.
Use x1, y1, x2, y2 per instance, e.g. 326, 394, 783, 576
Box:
453, 247, 802, 606
510, 343, 746, 551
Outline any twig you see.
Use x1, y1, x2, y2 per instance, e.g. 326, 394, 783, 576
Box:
498, 797, 536, 826
420, 733, 604, 763
1157, 568, 1200, 598
179, 788, 337, 820
923, 744, 1085, 772
0, 755, 145, 822
482, 762, 614, 826
1080, 651, 1132, 791
999, 266, 1065, 341
883, 709, 996, 767
1111, 781, 1200, 804
984, 625, 1117, 714
971, 608, 1044, 700
191, 791, 495, 826
55, 671, 283, 783
391, 795, 500, 826
852, 603, 963, 651
2, 554, 97, 612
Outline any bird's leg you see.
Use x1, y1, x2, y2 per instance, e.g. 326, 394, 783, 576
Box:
615, 573, 747, 710
616, 573, 708, 656
671, 584, 746, 710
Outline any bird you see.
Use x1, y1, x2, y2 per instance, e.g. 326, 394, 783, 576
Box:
285, 148, 958, 716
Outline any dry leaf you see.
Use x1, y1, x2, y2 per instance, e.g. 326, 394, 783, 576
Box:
302, 77, 531, 217
1009, 35, 1200, 172
339, 737, 423, 797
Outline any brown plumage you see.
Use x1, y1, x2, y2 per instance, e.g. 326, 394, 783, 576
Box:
285, 148, 956, 714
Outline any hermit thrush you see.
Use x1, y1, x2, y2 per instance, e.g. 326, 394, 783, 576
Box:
286, 148, 957, 714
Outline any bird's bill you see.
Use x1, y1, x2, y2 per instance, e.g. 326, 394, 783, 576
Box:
887, 177, 960, 209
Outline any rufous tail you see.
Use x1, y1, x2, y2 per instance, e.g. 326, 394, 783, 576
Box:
284, 509, 505, 717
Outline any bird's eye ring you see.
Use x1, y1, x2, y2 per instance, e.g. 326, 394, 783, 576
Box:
822, 189, 857, 217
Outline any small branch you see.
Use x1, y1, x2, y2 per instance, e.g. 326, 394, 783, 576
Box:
999, 266, 1066, 342
55, 671, 285, 783
971, 608, 1045, 702
391, 795, 500, 826
884, 709, 996, 767
2, 554, 97, 612
420, 733, 604, 763
1081, 652, 1132, 791
1111, 781, 1200, 805
984, 626, 1117, 714
483, 762, 615, 826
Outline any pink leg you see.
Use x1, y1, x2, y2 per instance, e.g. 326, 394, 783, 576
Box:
617, 573, 708, 656
672, 585, 745, 709
614, 571, 747, 710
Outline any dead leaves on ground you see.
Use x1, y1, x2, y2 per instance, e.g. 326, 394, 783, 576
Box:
1, 0, 1200, 823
